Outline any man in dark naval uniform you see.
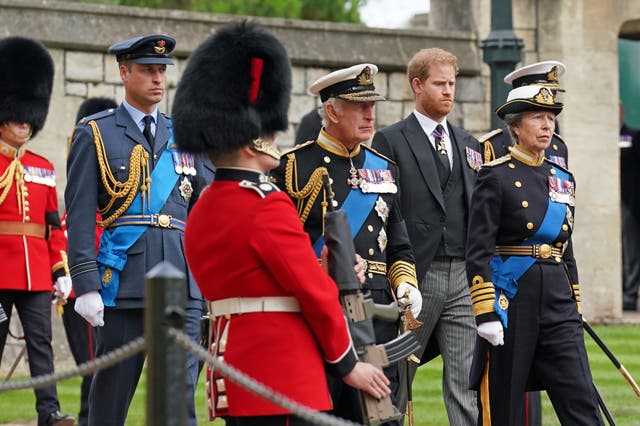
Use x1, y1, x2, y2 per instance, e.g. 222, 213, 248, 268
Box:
272, 63, 422, 424
65, 35, 211, 426
479, 61, 569, 168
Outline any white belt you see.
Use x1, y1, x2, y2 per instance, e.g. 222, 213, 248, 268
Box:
208, 296, 300, 317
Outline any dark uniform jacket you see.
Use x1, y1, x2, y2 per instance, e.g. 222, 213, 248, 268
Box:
620, 123, 640, 221
65, 105, 210, 308
371, 114, 481, 281
185, 168, 357, 417
479, 127, 569, 168
272, 129, 417, 343
465, 145, 580, 327
0, 143, 66, 291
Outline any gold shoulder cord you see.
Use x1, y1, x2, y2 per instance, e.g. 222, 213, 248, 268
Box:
0, 159, 24, 213
283, 153, 328, 225
88, 120, 150, 227
482, 140, 496, 163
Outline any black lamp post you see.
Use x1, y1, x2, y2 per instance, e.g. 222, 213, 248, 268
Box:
480, 0, 524, 129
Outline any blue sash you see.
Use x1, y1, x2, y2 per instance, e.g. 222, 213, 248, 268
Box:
97, 125, 180, 306
313, 151, 387, 256
491, 166, 569, 327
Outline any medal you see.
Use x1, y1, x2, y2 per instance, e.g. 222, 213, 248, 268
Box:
179, 176, 193, 201
172, 152, 183, 174
348, 165, 360, 188
375, 197, 389, 222
377, 227, 388, 252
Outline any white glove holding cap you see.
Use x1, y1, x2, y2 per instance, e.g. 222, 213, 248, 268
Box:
53, 276, 72, 301
477, 320, 504, 346
396, 282, 422, 318
74, 291, 105, 327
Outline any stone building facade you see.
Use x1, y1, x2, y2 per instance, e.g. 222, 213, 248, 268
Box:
1, 0, 638, 328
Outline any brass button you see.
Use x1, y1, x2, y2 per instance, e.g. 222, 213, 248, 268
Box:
368, 273, 373, 279
526, 222, 534, 230
368, 248, 374, 255
550, 169, 556, 175
515, 181, 522, 188
323, 156, 331, 164
331, 200, 339, 207
508, 163, 515, 169
367, 225, 374, 232
562, 224, 568, 231
555, 242, 563, 248
24, 206, 30, 212
25, 216, 31, 222
553, 144, 558, 151
555, 256, 562, 263
157, 214, 171, 228
521, 200, 529, 208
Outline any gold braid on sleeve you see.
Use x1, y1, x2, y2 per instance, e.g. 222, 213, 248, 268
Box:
88, 120, 150, 228
283, 153, 329, 225
388, 260, 418, 289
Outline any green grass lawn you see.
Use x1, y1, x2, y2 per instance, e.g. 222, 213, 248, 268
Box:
1, 325, 639, 425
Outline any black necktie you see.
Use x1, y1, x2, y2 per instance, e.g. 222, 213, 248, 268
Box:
142, 115, 154, 149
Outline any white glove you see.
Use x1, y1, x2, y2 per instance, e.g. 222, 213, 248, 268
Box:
396, 282, 422, 318
74, 291, 105, 327
477, 321, 504, 346
53, 276, 72, 301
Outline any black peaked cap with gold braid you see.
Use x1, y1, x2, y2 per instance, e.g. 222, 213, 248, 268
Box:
172, 21, 291, 155
0, 36, 54, 138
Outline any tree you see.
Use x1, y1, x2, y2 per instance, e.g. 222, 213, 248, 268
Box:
104, 0, 366, 23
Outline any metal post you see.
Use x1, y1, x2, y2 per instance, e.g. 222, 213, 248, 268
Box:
145, 261, 187, 426
480, 0, 524, 129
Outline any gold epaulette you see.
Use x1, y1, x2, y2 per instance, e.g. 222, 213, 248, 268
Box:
483, 154, 511, 168
88, 120, 150, 227
283, 151, 328, 225
478, 128, 503, 143
281, 140, 315, 155
363, 145, 397, 165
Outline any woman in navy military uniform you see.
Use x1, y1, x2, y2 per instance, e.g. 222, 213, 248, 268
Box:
465, 85, 604, 425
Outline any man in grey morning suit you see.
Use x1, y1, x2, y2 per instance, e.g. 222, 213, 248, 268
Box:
372, 48, 480, 425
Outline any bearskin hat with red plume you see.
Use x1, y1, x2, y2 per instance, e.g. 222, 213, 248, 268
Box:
0, 37, 54, 138
172, 21, 291, 155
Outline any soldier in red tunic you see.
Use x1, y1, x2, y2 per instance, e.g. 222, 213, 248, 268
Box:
0, 36, 74, 426
172, 22, 391, 425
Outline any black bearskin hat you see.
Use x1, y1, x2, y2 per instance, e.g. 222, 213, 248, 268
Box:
172, 21, 291, 155
0, 37, 54, 138
75, 97, 118, 123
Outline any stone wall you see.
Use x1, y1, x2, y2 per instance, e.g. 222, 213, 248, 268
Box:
0, 0, 635, 332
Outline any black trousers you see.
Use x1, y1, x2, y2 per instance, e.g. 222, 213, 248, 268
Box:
622, 202, 640, 310
0, 290, 61, 425
479, 263, 603, 426
61, 298, 95, 426
87, 305, 201, 426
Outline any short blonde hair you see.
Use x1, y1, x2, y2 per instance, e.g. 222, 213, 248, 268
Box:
407, 48, 459, 83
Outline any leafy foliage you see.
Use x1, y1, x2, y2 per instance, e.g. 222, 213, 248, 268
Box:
64, 0, 367, 23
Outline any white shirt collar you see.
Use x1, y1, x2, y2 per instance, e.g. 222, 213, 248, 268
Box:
122, 99, 158, 132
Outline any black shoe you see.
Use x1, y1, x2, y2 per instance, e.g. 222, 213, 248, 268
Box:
47, 411, 75, 426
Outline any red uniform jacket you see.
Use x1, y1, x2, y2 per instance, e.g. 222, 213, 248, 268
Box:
0, 143, 66, 291
185, 168, 356, 417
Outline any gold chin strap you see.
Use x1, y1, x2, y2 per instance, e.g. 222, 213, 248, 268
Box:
251, 137, 281, 160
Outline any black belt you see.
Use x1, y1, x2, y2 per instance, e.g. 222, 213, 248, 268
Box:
109, 214, 186, 231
